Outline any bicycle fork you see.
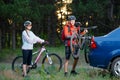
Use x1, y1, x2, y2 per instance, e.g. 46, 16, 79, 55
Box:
46, 52, 52, 64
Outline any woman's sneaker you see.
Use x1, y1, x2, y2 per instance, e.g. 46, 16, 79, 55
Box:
64, 72, 68, 77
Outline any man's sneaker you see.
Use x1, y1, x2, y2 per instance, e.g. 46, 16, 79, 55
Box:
70, 70, 79, 75
64, 72, 68, 77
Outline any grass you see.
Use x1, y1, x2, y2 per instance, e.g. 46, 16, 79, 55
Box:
0, 45, 120, 80
0, 64, 119, 80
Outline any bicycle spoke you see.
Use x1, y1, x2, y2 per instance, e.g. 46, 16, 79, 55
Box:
12, 56, 23, 74
42, 53, 62, 74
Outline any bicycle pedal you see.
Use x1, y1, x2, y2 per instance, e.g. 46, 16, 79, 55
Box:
32, 64, 37, 69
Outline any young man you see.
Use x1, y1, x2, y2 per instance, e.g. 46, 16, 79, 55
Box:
63, 15, 87, 76
22, 21, 45, 77
63, 15, 79, 76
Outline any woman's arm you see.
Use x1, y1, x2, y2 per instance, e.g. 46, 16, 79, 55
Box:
32, 32, 45, 43
22, 31, 43, 44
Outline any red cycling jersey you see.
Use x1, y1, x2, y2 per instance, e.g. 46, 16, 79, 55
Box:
63, 23, 77, 46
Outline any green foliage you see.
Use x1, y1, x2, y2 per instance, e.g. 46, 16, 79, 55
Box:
72, 0, 109, 18
71, 0, 120, 35
0, 0, 55, 24
0, 0, 120, 49
0, 48, 21, 61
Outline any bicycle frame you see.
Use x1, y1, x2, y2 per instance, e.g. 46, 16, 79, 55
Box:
32, 46, 52, 65
12, 43, 62, 74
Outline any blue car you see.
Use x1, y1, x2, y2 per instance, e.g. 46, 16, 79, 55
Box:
88, 27, 120, 77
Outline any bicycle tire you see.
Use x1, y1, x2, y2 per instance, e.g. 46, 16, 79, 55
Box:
42, 53, 62, 74
12, 56, 23, 74
84, 38, 91, 63
70, 33, 81, 54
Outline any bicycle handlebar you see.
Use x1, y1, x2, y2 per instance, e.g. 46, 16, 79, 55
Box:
41, 41, 49, 46
80, 26, 97, 30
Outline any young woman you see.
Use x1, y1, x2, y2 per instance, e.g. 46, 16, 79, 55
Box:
22, 21, 45, 77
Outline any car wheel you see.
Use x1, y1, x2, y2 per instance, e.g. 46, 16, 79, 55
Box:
111, 57, 120, 77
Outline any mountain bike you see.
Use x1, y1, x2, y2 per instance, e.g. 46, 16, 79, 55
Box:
70, 26, 97, 63
12, 42, 62, 75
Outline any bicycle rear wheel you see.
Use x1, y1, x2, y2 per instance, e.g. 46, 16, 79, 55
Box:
12, 56, 23, 74
42, 53, 62, 74
84, 38, 91, 63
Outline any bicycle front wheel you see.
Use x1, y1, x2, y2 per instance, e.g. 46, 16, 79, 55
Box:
70, 33, 81, 54
12, 56, 23, 74
42, 53, 62, 74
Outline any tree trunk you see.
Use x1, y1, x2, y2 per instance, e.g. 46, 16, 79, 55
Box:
0, 29, 1, 50
47, 15, 57, 46
47, 16, 52, 44
12, 22, 16, 50
7, 32, 11, 48
108, 0, 114, 21
2, 29, 6, 48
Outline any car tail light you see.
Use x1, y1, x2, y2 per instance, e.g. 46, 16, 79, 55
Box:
90, 37, 97, 49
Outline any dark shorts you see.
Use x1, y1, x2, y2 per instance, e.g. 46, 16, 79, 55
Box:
65, 46, 79, 60
22, 50, 32, 65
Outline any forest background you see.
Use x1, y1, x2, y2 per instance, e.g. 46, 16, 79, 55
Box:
0, 0, 119, 50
